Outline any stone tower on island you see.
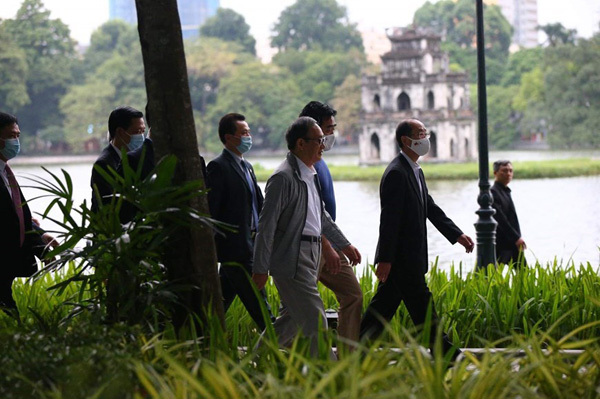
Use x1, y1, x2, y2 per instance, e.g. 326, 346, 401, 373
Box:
359, 27, 477, 164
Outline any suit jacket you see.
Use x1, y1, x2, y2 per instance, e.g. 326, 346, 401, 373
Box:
375, 154, 463, 275
490, 182, 521, 251
253, 153, 350, 278
1, 169, 45, 278
206, 149, 264, 263
90, 144, 121, 213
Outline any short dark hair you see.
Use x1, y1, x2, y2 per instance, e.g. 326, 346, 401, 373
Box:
108, 106, 144, 140
0, 112, 18, 131
299, 101, 337, 126
218, 113, 246, 144
493, 160, 512, 173
285, 117, 318, 150
395, 119, 419, 149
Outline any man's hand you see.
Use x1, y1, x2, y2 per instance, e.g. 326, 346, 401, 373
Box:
41, 233, 59, 249
515, 237, 527, 250
322, 240, 341, 274
457, 234, 475, 253
342, 245, 361, 266
375, 262, 391, 282
252, 273, 268, 291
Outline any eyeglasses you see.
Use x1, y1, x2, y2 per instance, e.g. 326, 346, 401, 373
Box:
303, 137, 325, 145
410, 132, 430, 139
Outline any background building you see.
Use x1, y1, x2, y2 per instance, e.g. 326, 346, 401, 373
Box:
490, 0, 539, 48
360, 27, 477, 164
109, 0, 219, 39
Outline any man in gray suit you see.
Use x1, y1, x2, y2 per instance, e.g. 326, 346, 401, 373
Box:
252, 117, 361, 357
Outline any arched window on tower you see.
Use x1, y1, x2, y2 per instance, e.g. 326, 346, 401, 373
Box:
370, 133, 380, 161
450, 139, 457, 158
427, 91, 435, 109
464, 138, 469, 159
429, 132, 438, 158
397, 92, 411, 111
373, 94, 381, 110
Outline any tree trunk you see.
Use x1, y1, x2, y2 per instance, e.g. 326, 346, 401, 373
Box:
134, 0, 224, 330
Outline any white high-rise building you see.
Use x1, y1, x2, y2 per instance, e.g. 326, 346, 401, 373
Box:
493, 0, 539, 48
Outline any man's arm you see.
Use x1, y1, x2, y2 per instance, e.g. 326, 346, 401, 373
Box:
205, 161, 224, 218
376, 170, 405, 263
252, 174, 286, 276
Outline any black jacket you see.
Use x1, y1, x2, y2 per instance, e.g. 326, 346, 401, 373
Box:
491, 182, 521, 251
206, 149, 263, 263
375, 154, 463, 275
1, 169, 45, 278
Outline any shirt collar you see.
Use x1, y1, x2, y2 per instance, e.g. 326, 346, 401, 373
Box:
293, 154, 316, 179
225, 148, 244, 162
110, 142, 123, 160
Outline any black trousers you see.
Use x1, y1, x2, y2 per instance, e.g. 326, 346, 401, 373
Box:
219, 261, 274, 331
0, 277, 17, 311
359, 266, 456, 356
497, 247, 528, 267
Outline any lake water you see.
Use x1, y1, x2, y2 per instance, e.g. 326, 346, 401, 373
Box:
12, 151, 600, 274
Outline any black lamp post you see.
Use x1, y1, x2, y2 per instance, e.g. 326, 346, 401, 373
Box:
474, 0, 497, 269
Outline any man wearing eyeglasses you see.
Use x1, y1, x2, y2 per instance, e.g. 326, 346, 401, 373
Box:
252, 117, 361, 358
91, 106, 147, 213
299, 101, 363, 350
360, 119, 475, 362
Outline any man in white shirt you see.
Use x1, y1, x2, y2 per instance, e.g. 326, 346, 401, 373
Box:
252, 117, 361, 357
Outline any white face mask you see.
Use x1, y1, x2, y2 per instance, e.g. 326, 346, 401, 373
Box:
323, 134, 336, 151
406, 137, 430, 156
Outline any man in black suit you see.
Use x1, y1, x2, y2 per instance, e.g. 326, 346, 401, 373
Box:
491, 160, 527, 266
360, 119, 475, 359
206, 113, 273, 330
91, 106, 146, 213
0, 112, 57, 312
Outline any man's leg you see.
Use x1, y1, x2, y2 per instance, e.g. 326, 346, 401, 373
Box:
318, 250, 363, 344
359, 277, 403, 341
220, 262, 274, 331
0, 277, 17, 312
398, 269, 460, 360
273, 241, 334, 358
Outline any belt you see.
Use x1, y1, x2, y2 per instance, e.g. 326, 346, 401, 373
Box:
301, 234, 321, 243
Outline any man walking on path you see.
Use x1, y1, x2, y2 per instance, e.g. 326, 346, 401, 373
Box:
252, 117, 361, 358
360, 118, 474, 360
299, 101, 363, 349
491, 160, 527, 266
206, 113, 274, 330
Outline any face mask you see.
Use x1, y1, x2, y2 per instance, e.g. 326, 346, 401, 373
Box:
323, 134, 336, 151
127, 133, 145, 151
237, 136, 252, 154
0, 138, 20, 160
406, 137, 430, 156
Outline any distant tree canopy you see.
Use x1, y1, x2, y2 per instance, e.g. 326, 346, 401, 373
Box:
200, 8, 256, 55
539, 23, 578, 47
271, 0, 364, 52
1, 0, 77, 150
413, 0, 512, 85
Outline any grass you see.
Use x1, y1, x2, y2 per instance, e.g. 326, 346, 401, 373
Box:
1, 260, 600, 398
253, 158, 600, 181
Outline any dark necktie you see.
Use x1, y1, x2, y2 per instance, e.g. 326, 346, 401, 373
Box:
240, 159, 260, 231
5, 164, 25, 246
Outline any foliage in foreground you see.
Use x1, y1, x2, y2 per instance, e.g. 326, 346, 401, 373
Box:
0, 313, 599, 399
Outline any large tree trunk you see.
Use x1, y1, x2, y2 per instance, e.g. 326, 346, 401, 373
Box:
134, 0, 224, 330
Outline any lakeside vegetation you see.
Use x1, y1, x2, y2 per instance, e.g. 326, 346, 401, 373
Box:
2, 261, 599, 398
253, 157, 600, 181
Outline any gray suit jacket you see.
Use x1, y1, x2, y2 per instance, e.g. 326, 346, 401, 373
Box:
253, 153, 350, 278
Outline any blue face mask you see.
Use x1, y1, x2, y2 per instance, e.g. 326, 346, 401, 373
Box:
237, 136, 252, 154
0, 138, 20, 160
127, 133, 145, 151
